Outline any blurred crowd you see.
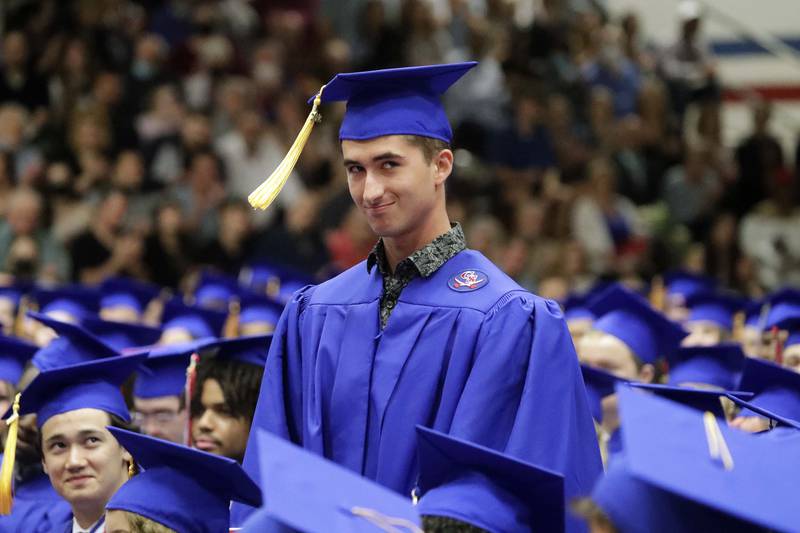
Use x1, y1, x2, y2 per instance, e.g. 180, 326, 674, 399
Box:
0, 0, 799, 299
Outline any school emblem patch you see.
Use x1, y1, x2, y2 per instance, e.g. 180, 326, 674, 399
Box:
448, 270, 489, 292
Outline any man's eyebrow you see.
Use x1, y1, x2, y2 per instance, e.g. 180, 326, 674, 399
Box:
343, 152, 406, 166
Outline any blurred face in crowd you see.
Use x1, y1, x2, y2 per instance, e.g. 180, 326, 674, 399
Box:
132, 395, 187, 444
577, 331, 654, 383
192, 379, 250, 462
343, 135, 452, 241
682, 321, 725, 347
113, 151, 144, 191
741, 325, 763, 358
7, 189, 42, 236
2, 32, 27, 70
99, 191, 129, 232
782, 344, 800, 374
41, 409, 131, 523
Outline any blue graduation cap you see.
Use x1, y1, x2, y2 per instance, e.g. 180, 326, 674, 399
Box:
134, 338, 216, 399
318, 62, 477, 143
99, 277, 159, 316
587, 284, 688, 363
684, 291, 744, 331
663, 271, 716, 302
581, 364, 629, 423
415, 426, 564, 533
239, 291, 284, 329
666, 343, 746, 390
628, 383, 751, 419
743, 299, 765, 328
160, 298, 227, 339
32, 285, 100, 321
0, 334, 37, 385
27, 311, 119, 371
562, 294, 595, 322
0, 286, 23, 307
598, 386, 800, 532
105, 427, 262, 533
204, 335, 271, 367
241, 429, 420, 533
193, 272, 240, 310
18, 352, 148, 427
81, 316, 162, 351
725, 357, 800, 430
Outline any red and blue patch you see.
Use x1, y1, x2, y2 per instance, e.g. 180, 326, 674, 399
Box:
448, 270, 489, 292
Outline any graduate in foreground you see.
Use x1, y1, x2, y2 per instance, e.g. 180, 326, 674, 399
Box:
232, 62, 602, 531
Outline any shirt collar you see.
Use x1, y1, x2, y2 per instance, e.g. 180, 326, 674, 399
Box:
366, 222, 466, 278
72, 516, 105, 533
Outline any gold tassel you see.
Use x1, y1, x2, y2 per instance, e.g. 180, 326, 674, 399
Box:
649, 275, 665, 312
248, 86, 326, 210
222, 298, 241, 338
0, 393, 22, 515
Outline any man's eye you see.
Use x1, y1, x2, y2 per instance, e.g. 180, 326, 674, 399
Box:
347, 165, 364, 174
382, 161, 398, 169
48, 442, 66, 451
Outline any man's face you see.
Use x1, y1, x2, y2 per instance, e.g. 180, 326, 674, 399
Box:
342, 135, 446, 239
577, 331, 642, 381
132, 395, 187, 444
191, 379, 250, 462
41, 409, 130, 511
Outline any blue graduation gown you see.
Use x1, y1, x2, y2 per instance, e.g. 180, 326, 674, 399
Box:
232, 250, 602, 531
0, 470, 72, 532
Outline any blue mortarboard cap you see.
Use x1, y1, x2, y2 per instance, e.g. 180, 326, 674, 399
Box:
161, 298, 227, 339
663, 271, 716, 301
415, 426, 563, 533
99, 277, 159, 315
239, 291, 284, 327
628, 383, 751, 419
588, 284, 688, 363
580, 364, 629, 423
0, 286, 23, 306
666, 343, 746, 390
194, 272, 240, 310
81, 316, 162, 351
19, 352, 147, 427
32, 285, 100, 320
134, 338, 216, 398
562, 294, 595, 322
27, 311, 119, 371
106, 427, 261, 533
243, 429, 419, 533
0, 334, 37, 384
684, 291, 744, 330
725, 357, 800, 430
204, 335, 271, 367
743, 299, 765, 328
317, 62, 477, 143
599, 386, 800, 532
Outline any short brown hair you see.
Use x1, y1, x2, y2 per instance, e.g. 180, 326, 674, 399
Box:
117, 510, 177, 533
404, 135, 451, 163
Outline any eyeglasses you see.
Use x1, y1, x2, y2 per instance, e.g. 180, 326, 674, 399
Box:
132, 410, 181, 426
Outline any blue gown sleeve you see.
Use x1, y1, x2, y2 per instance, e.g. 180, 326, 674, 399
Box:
447, 295, 603, 533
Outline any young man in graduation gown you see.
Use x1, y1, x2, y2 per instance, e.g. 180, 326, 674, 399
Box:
232, 62, 602, 531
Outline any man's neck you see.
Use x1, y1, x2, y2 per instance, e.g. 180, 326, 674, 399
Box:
382, 214, 451, 273
73, 504, 104, 530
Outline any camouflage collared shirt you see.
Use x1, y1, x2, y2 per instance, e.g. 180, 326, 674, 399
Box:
367, 223, 466, 329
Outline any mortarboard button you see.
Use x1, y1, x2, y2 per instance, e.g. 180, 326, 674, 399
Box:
106, 427, 262, 533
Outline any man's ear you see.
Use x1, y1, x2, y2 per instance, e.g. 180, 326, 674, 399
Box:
432, 149, 454, 186
121, 447, 132, 465
41, 458, 48, 475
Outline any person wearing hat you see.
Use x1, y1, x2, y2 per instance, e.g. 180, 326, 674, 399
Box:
27, 286, 101, 346
98, 277, 159, 325
681, 291, 744, 347
577, 386, 799, 533
662, 270, 716, 323
192, 271, 240, 312
103, 427, 261, 533
81, 316, 162, 352
131, 338, 215, 444
665, 343, 746, 391
0, 353, 147, 533
157, 297, 226, 346
576, 284, 687, 462
237, 291, 284, 336
233, 62, 601, 531
760, 288, 800, 371
190, 335, 269, 463
727, 356, 800, 434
